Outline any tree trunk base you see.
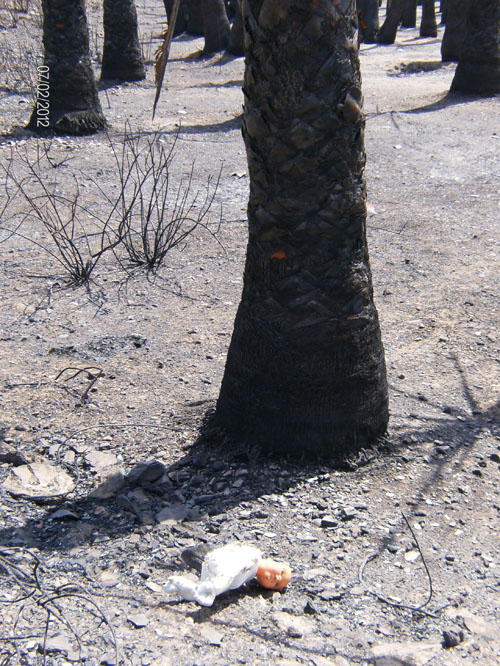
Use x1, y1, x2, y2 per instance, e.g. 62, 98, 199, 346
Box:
27, 109, 107, 135
216, 316, 389, 459
100, 65, 146, 82
451, 58, 500, 95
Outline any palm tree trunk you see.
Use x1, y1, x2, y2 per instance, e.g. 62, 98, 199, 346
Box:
227, 0, 244, 55
27, 0, 106, 134
420, 0, 437, 37
187, 0, 205, 34
451, 0, 500, 94
402, 0, 417, 28
357, 0, 380, 43
101, 0, 145, 81
441, 0, 469, 61
378, 0, 403, 44
440, 0, 447, 23
163, 0, 188, 36
216, 0, 389, 457
202, 0, 230, 52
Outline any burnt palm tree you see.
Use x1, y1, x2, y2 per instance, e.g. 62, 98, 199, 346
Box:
378, 0, 403, 44
420, 0, 437, 37
402, 0, 417, 28
441, 0, 469, 62
216, 0, 389, 457
202, 0, 230, 53
451, 0, 500, 93
357, 0, 380, 43
101, 0, 145, 81
28, 0, 106, 134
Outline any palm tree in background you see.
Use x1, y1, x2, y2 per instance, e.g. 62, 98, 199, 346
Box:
451, 0, 500, 93
216, 0, 389, 458
28, 0, 106, 134
101, 0, 145, 81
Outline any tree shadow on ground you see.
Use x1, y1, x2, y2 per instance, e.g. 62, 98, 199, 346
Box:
405, 91, 492, 114
0, 354, 497, 559
371, 352, 499, 556
190, 79, 243, 89
163, 114, 243, 135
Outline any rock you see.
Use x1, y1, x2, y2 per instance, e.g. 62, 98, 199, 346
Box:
318, 584, 344, 601
371, 640, 442, 665
0, 443, 29, 466
442, 628, 465, 648
272, 611, 315, 638
303, 567, 331, 581
38, 634, 76, 657
303, 600, 319, 615
446, 608, 500, 641
126, 460, 166, 485
3, 462, 74, 498
100, 569, 121, 587
340, 506, 357, 521
88, 467, 125, 499
145, 580, 163, 593
311, 657, 351, 666
50, 509, 80, 520
198, 625, 223, 646
156, 503, 189, 523
127, 613, 149, 628
85, 450, 118, 469
320, 515, 338, 528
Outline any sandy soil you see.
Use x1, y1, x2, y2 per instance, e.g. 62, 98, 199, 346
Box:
0, 2, 499, 665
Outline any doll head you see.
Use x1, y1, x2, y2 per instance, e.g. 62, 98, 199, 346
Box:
256, 559, 292, 590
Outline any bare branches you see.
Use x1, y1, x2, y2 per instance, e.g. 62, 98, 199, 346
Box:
111, 125, 222, 272
0, 548, 119, 665
1, 130, 222, 285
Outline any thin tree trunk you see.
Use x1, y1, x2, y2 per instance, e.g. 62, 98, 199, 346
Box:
163, 0, 188, 36
203, 0, 230, 52
187, 0, 204, 35
420, 0, 437, 37
440, 0, 447, 24
216, 0, 389, 457
451, 0, 500, 94
227, 0, 244, 55
378, 0, 403, 44
101, 0, 145, 81
441, 0, 469, 61
402, 0, 417, 28
357, 0, 380, 43
27, 0, 106, 134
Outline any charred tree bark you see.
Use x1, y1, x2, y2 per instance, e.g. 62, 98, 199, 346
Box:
163, 0, 188, 36
420, 0, 437, 37
357, 0, 380, 43
187, 0, 205, 34
441, 0, 469, 61
451, 0, 500, 94
203, 0, 230, 52
378, 0, 403, 44
27, 0, 106, 135
101, 0, 145, 81
216, 0, 389, 457
402, 0, 417, 28
227, 0, 245, 55
440, 0, 447, 23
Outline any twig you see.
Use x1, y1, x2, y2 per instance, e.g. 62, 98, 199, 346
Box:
358, 512, 441, 618
54, 365, 104, 402
0, 548, 120, 665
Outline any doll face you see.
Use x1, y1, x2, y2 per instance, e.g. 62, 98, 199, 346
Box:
256, 559, 292, 590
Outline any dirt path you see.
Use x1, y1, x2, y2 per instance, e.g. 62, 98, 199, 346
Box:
0, 3, 499, 665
